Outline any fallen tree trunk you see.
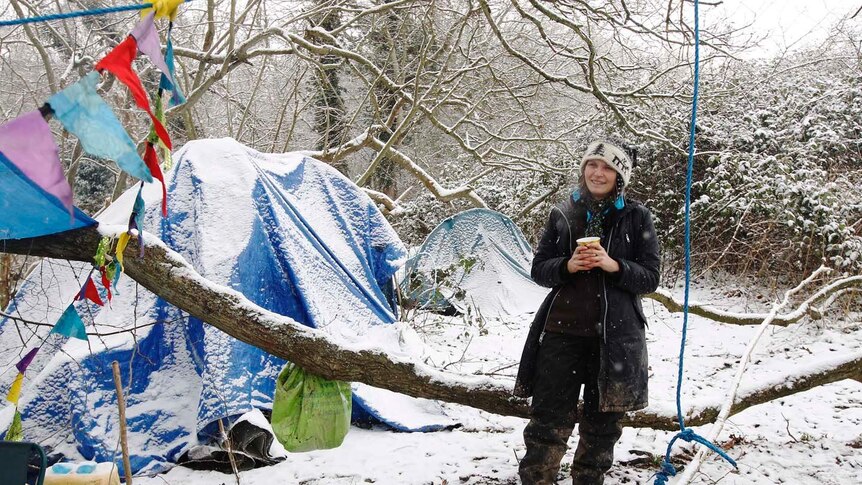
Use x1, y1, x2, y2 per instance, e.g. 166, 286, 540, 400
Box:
3, 228, 860, 430
4, 227, 530, 418
623, 352, 862, 429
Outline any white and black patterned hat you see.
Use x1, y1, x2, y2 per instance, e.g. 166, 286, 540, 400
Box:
579, 140, 634, 187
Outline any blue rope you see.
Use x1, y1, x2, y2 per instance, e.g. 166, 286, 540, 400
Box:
0, 2, 194, 28
654, 1, 738, 483
0, 3, 152, 27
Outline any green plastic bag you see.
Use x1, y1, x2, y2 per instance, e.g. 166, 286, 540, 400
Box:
270, 363, 352, 452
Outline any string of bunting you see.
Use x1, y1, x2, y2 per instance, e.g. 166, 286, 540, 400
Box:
0, 0, 186, 27
6, 267, 102, 440
1, 1, 189, 441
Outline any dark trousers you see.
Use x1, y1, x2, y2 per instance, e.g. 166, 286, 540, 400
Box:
519, 333, 624, 485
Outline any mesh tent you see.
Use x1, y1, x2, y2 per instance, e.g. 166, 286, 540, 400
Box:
401, 208, 549, 318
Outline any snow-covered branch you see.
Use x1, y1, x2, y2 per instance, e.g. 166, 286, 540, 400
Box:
364, 136, 488, 208
2, 227, 526, 417
300, 125, 487, 209
645, 274, 862, 326
673, 267, 836, 483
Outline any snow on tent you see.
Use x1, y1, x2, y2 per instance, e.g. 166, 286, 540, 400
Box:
0, 138, 456, 474
401, 208, 549, 317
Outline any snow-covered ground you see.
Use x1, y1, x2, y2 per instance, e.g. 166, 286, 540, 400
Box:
135, 280, 862, 484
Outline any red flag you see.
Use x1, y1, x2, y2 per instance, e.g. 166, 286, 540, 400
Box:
95, 36, 172, 149
77, 276, 104, 307
99, 266, 113, 303
144, 142, 167, 216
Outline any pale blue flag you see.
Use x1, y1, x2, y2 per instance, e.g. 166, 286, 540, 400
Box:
51, 304, 88, 341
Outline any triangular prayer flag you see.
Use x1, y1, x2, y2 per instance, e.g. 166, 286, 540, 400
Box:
15, 347, 39, 374
159, 32, 186, 107
94, 236, 110, 267
99, 266, 113, 303
116, 232, 131, 270
131, 13, 173, 85
132, 13, 172, 80
52, 304, 88, 341
149, 96, 174, 169
77, 276, 104, 307
95, 36, 172, 149
106, 260, 117, 282
148, 95, 165, 145
144, 142, 167, 216
129, 184, 146, 257
5, 408, 23, 441
47, 72, 153, 183
6, 372, 24, 404
108, 261, 122, 294
0, 111, 73, 212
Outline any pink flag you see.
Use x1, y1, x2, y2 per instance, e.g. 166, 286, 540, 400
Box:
131, 12, 174, 86
0, 111, 73, 211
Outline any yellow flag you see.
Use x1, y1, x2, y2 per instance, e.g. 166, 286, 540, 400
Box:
6, 372, 24, 405
117, 232, 131, 271
141, 0, 185, 21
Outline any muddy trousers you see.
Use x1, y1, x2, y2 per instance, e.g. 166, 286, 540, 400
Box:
518, 333, 624, 485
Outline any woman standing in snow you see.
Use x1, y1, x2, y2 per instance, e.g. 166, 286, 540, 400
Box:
514, 138, 660, 485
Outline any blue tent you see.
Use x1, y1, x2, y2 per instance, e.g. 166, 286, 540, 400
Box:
401, 208, 549, 317
0, 139, 455, 475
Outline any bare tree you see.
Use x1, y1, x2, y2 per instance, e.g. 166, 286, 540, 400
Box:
149, 1, 743, 209
310, 1, 349, 174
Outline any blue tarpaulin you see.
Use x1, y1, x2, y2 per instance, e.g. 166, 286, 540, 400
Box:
0, 151, 96, 239
0, 138, 455, 475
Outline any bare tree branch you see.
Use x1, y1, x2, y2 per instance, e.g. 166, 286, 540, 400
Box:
9, 0, 58, 93
646, 275, 862, 326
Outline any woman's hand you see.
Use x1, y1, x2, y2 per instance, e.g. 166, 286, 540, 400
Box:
568, 242, 620, 273
566, 246, 593, 273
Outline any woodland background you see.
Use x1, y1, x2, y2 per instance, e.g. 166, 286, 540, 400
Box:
1, 3, 861, 483
0, 0, 859, 306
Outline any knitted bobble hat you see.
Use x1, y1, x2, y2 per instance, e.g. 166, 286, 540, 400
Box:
579, 140, 635, 187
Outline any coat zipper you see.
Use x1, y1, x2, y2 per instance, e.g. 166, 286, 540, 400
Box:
601, 225, 615, 343
598, 218, 624, 411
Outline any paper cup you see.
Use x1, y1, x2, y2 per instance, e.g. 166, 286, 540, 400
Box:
576, 236, 600, 246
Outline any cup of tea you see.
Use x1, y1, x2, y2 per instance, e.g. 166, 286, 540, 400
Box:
576, 236, 600, 247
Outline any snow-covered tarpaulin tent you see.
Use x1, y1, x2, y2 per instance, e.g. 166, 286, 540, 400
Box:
0, 138, 455, 474
400, 208, 550, 318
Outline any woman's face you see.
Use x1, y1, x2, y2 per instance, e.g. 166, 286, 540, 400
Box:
583, 158, 618, 198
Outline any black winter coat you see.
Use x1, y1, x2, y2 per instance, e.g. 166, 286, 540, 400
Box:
514, 195, 660, 412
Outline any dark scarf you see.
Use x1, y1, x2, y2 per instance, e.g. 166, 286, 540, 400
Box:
584, 195, 611, 238
581, 176, 624, 238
